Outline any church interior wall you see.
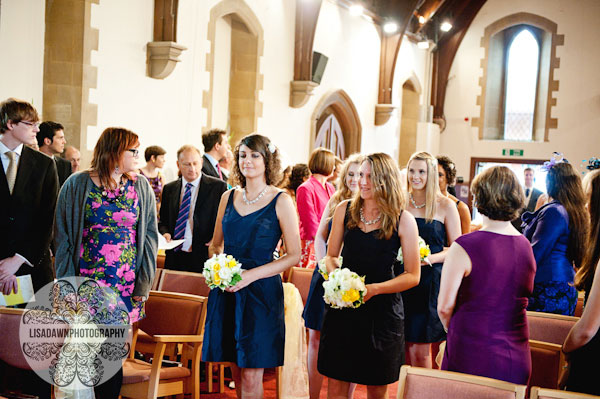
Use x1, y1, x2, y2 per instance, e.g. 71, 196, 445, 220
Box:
440, 0, 600, 180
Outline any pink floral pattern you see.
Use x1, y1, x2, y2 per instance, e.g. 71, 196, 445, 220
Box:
79, 178, 144, 322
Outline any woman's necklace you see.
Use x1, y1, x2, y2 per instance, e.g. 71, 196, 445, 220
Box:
409, 192, 426, 209
101, 177, 126, 197
360, 207, 382, 226
243, 185, 269, 205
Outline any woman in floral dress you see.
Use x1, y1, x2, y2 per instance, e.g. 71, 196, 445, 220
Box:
54, 127, 158, 399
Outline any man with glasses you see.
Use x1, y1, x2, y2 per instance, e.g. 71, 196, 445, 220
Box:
0, 98, 59, 296
37, 121, 72, 187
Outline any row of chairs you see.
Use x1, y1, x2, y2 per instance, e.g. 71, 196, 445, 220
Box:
398, 365, 598, 399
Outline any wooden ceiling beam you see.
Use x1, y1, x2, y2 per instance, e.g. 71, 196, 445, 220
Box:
410, 0, 447, 34
430, 0, 487, 121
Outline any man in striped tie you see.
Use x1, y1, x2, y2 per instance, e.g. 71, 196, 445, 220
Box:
159, 145, 228, 272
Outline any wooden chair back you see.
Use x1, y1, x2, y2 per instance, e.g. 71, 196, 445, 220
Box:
157, 269, 211, 297
397, 365, 526, 399
287, 266, 313, 305
531, 386, 600, 399
527, 311, 579, 345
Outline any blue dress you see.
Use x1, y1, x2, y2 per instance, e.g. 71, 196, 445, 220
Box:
522, 201, 577, 315
402, 218, 447, 343
202, 191, 284, 368
302, 220, 332, 331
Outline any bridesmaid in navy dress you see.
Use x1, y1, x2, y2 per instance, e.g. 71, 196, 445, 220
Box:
202, 134, 301, 398
438, 166, 534, 384
402, 151, 461, 368
303, 153, 362, 399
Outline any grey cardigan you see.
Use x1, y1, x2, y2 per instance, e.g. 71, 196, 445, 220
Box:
54, 172, 158, 297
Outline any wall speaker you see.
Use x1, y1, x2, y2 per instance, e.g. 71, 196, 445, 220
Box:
311, 51, 328, 85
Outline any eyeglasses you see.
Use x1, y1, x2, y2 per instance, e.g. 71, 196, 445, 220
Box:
127, 149, 140, 157
20, 121, 41, 128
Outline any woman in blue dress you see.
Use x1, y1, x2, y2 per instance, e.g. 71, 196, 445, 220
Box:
303, 153, 362, 399
402, 151, 461, 368
523, 159, 588, 315
202, 134, 301, 398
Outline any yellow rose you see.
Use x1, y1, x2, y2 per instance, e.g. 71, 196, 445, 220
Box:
342, 289, 360, 303
228, 260, 236, 268
420, 247, 430, 259
214, 264, 221, 271
214, 271, 221, 285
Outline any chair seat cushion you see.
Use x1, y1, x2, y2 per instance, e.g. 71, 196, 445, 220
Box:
123, 359, 191, 384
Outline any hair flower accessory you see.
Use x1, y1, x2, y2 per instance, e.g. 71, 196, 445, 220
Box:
268, 143, 276, 154
541, 152, 568, 172
583, 157, 600, 171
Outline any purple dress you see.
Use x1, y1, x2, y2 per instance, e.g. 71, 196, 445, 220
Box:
442, 231, 535, 385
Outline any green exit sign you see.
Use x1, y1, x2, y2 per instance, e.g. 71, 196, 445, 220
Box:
503, 149, 524, 156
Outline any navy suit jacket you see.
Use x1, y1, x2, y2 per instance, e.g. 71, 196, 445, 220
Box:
158, 173, 227, 270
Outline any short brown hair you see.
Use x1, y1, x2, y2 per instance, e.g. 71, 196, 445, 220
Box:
0, 98, 39, 133
91, 127, 139, 190
471, 166, 524, 221
232, 134, 281, 188
202, 129, 226, 152
144, 145, 166, 162
308, 147, 335, 175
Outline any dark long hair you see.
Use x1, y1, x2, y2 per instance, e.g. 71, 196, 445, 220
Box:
546, 163, 589, 267
90, 127, 139, 189
232, 134, 281, 188
576, 170, 600, 292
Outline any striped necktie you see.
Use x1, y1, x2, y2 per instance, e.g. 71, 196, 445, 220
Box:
217, 163, 223, 179
174, 182, 193, 240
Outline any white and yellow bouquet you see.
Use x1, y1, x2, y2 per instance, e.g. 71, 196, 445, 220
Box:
317, 256, 343, 281
322, 267, 367, 309
203, 254, 243, 291
397, 237, 431, 265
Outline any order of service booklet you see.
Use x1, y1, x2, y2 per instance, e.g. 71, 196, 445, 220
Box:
0, 274, 35, 306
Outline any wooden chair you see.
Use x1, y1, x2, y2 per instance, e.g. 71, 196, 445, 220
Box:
287, 266, 313, 306
397, 365, 527, 399
574, 292, 584, 317
0, 307, 29, 370
531, 386, 600, 399
157, 269, 210, 297
151, 268, 163, 291
527, 311, 579, 345
120, 291, 207, 399
527, 311, 579, 390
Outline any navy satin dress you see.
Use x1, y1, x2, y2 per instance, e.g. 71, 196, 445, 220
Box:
522, 201, 577, 315
402, 218, 447, 343
202, 191, 285, 368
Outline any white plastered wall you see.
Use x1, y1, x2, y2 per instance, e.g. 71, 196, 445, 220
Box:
0, 0, 45, 112
440, 0, 600, 180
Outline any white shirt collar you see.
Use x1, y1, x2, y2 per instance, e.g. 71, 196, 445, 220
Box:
0, 140, 24, 156
182, 176, 201, 187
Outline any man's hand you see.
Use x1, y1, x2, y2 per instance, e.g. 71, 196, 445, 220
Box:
0, 275, 18, 295
0, 256, 24, 281
163, 233, 172, 242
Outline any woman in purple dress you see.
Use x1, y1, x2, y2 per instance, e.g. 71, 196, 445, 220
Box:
438, 166, 535, 384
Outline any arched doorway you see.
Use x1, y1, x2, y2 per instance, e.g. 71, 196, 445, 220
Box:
311, 90, 361, 159
398, 79, 421, 167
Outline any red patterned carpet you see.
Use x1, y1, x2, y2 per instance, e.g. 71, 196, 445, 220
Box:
201, 368, 400, 399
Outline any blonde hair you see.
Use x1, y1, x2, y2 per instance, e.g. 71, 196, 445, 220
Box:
407, 151, 440, 221
326, 154, 364, 219
347, 153, 406, 240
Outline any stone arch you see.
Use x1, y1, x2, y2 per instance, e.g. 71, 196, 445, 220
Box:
203, 0, 264, 144
398, 73, 422, 166
472, 12, 563, 142
311, 90, 362, 158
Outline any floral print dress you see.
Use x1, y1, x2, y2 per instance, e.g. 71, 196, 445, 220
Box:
79, 178, 144, 323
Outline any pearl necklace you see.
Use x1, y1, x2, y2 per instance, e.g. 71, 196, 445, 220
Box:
243, 185, 269, 205
360, 207, 382, 226
409, 193, 426, 209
